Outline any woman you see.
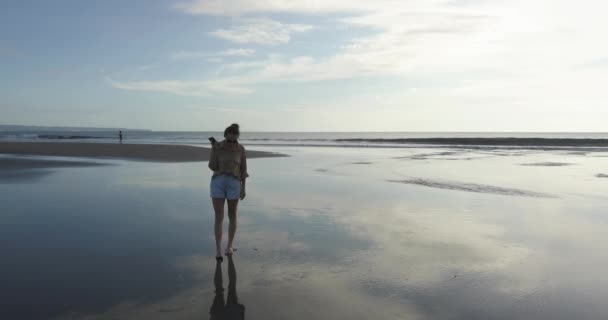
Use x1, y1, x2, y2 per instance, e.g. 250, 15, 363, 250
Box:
209, 123, 248, 260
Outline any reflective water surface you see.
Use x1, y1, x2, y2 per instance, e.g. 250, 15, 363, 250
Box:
1, 147, 608, 319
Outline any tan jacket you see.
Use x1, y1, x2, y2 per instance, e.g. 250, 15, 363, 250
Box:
208, 141, 249, 181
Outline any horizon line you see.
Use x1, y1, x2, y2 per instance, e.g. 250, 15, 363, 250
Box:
1, 124, 607, 134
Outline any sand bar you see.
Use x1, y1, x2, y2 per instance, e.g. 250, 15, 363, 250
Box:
0, 142, 285, 162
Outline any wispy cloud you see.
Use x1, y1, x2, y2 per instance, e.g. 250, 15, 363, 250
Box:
170, 48, 256, 60
153, 1, 503, 95
169, 51, 210, 60
113, 0, 608, 107
172, 0, 407, 16
209, 18, 313, 45
106, 77, 253, 96
222, 48, 256, 56
137, 65, 155, 71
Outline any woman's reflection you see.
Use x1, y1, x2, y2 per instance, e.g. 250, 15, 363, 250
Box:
210, 256, 245, 320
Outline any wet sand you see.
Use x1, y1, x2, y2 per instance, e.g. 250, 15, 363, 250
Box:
0, 157, 113, 183
2, 146, 608, 319
0, 142, 285, 162
0, 157, 110, 169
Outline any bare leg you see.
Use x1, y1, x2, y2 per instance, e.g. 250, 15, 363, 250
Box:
212, 198, 225, 258
226, 199, 239, 254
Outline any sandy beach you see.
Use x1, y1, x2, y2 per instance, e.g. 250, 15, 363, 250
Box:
0, 142, 285, 163
1, 144, 607, 320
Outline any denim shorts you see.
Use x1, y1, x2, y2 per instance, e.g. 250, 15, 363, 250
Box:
210, 175, 241, 200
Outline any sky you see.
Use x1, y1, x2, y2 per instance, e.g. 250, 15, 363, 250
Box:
1, 0, 607, 132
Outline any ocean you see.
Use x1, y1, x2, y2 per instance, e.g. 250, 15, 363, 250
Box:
2, 130, 608, 150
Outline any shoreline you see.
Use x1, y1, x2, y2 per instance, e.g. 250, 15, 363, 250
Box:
0, 142, 286, 162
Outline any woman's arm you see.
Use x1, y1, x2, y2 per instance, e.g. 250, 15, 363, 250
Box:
240, 146, 249, 200
240, 177, 247, 200
240, 146, 249, 180
208, 145, 219, 171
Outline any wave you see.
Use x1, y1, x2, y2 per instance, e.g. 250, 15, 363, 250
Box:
240, 137, 608, 149
245, 138, 331, 142
333, 138, 608, 147
36, 135, 106, 140
0, 133, 38, 139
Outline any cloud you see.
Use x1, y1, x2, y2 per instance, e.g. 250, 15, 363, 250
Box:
169, 51, 210, 60
172, 0, 411, 16
209, 18, 313, 45
162, 1, 506, 92
106, 77, 253, 96
170, 48, 255, 60
115, 0, 608, 114
574, 57, 608, 70
201, 10, 496, 86
222, 48, 256, 56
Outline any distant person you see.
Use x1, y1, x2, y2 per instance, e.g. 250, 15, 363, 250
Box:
119, 130, 123, 144
208, 123, 248, 260
210, 255, 245, 320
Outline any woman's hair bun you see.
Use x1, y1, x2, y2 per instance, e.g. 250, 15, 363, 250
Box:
224, 123, 241, 137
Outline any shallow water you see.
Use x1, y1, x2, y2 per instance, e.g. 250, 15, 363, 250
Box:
1, 147, 608, 319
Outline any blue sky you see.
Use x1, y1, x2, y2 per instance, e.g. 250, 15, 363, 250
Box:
1, 0, 607, 131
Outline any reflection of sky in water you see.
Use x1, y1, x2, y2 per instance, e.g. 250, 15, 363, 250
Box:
1, 147, 608, 319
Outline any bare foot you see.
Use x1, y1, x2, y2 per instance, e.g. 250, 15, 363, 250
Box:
225, 247, 234, 256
